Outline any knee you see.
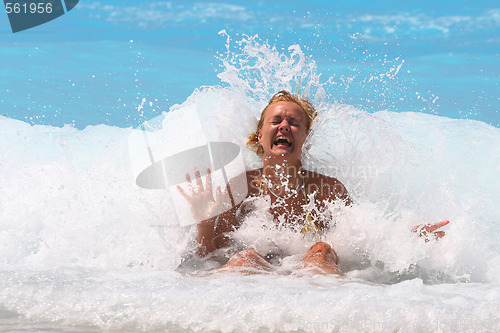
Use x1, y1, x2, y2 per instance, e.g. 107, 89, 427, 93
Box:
311, 242, 333, 253
230, 249, 268, 264
307, 242, 338, 264
313, 241, 331, 249
233, 249, 261, 259
226, 249, 272, 271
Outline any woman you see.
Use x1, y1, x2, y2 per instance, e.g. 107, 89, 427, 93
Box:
178, 91, 448, 275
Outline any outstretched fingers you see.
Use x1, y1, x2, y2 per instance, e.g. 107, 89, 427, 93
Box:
195, 169, 204, 191
205, 168, 213, 193
177, 169, 213, 197
177, 172, 194, 199
412, 220, 450, 242
175, 168, 224, 222
177, 184, 188, 200
434, 231, 446, 239
215, 185, 222, 205
429, 220, 449, 233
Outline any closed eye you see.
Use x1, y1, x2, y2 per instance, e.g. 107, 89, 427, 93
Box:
269, 117, 301, 127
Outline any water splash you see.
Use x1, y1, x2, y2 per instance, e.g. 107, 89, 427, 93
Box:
216, 31, 326, 103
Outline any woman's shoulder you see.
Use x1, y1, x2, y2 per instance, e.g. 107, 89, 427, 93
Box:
303, 170, 350, 203
303, 169, 342, 184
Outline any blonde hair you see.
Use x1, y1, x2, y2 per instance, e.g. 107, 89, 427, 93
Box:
246, 90, 317, 155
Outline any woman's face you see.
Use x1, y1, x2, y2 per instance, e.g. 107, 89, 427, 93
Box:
257, 101, 308, 164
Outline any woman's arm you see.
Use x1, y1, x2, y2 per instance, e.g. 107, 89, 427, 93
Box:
178, 168, 248, 256
196, 205, 241, 256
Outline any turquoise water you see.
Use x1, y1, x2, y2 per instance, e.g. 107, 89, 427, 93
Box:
0, 0, 498, 128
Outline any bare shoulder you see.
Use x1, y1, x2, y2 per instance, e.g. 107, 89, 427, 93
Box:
303, 170, 351, 204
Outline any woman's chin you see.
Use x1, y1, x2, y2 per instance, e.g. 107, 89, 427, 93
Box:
265, 149, 301, 163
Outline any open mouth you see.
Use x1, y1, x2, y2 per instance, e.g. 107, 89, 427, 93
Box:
273, 136, 292, 147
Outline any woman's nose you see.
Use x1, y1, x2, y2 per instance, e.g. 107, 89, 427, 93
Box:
279, 120, 290, 131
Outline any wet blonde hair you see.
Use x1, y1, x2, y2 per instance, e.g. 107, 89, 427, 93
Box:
246, 90, 317, 155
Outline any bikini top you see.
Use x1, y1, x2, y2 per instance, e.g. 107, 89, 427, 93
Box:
257, 173, 319, 236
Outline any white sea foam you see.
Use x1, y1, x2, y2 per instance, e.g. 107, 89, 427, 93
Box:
1, 94, 499, 331
1, 36, 499, 332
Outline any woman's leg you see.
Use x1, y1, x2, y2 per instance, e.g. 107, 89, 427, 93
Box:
213, 249, 274, 274
299, 242, 342, 275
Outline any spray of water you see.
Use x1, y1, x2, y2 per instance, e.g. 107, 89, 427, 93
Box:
0, 32, 499, 332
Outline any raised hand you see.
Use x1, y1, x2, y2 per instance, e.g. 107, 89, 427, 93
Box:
177, 168, 223, 222
412, 220, 449, 242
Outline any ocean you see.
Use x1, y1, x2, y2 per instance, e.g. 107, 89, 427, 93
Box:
0, 1, 499, 332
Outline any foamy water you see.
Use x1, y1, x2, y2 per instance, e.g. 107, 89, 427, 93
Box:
1, 33, 499, 332
1, 90, 499, 331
